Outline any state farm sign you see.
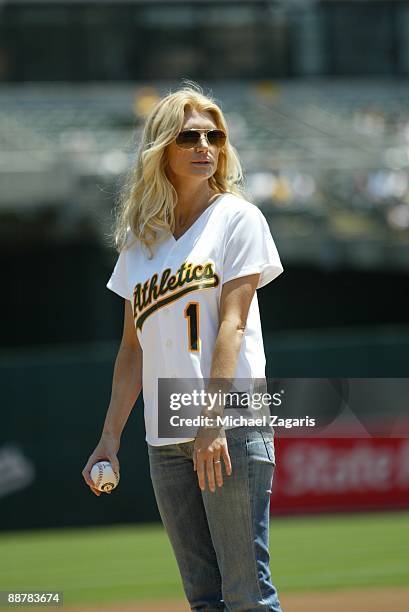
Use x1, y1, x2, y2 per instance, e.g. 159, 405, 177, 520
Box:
270, 438, 409, 514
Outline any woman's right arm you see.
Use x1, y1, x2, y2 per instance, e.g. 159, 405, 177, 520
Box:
82, 300, 142, 496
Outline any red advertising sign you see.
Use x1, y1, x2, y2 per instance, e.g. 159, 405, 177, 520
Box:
270, 437, 409, 514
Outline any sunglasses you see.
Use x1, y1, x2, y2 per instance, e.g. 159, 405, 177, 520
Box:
175, 129, 226, 149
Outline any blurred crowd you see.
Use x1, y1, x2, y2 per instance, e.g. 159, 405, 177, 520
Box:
1, 80, 409, 260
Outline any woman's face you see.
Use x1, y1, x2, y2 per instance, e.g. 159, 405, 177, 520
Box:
165, 107, 222, 185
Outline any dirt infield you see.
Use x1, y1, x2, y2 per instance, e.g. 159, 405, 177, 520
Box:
51, 586, 409, 612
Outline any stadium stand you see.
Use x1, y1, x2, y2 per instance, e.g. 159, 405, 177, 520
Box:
1, 79, 409, 267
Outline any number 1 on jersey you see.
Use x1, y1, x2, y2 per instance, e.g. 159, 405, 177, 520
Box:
184, 302, 201, 352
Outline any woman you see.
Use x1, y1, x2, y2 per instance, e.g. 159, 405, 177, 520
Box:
83, 82, 284, 611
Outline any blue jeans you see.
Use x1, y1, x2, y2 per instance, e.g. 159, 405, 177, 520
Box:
147, 426, 283, 611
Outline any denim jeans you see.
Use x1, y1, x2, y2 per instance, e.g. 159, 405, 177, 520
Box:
147, 426, 283, 611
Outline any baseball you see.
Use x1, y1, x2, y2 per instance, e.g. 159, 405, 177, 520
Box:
90, 461, 120, 493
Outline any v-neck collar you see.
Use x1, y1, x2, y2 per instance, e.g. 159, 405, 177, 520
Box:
170, 193, 226, 243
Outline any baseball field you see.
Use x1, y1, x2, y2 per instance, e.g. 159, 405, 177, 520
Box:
1, 511, 408, 612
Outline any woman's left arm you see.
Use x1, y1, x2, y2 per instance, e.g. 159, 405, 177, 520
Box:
193, 272, 260, 493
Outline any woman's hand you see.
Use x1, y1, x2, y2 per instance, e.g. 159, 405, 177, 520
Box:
193, 427, 232, 493
82, 432, 120, 497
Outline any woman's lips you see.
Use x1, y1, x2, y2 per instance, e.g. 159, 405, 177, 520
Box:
192, 161, 211, 164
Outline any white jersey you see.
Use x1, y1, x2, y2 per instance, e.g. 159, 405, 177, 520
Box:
107, 192, 283, 446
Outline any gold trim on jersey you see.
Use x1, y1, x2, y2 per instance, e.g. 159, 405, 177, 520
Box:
133, 260, 219, 330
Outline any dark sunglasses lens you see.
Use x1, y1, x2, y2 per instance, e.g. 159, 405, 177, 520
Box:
176, 131, 200, 148
176, 130, 226, 148
207, 130, 226, 147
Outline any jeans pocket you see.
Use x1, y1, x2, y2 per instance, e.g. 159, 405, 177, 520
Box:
260, 431, 276, 465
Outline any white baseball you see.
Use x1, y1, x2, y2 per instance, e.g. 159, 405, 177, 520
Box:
90, 461, 120, 492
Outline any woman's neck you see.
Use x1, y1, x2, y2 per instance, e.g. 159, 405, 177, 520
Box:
173, 183, 217, 226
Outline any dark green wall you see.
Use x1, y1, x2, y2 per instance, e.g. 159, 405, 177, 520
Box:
1, 326, 408, 531
2, 242, 409, 348
1, 241, 408, 530
0, 344, 159, 531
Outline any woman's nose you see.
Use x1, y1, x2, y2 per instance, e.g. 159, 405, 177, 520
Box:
196, 134, 209, 148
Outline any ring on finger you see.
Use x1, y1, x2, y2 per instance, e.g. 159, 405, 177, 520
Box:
214, 459, 221, 464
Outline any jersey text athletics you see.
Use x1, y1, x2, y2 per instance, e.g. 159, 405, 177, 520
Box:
133, 260, 219, 330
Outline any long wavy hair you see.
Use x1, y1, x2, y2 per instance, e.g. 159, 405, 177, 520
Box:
111, 81, 247, 257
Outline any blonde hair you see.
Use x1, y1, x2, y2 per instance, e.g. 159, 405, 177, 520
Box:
111, 81, 247, 257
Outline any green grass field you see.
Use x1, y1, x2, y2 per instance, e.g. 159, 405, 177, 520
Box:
0, 512, 408, 606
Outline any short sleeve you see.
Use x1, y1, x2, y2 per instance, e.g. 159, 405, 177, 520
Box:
106, 248, 131, 300
223, 204, 283, 289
